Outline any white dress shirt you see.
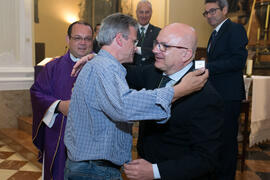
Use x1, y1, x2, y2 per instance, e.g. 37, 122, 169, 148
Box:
136, 23, 150, 55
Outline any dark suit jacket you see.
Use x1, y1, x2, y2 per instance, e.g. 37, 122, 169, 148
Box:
93, 38, 100, 53
133, 24, 161, 66
206, 19, 248, 101
126, 65, 224, 180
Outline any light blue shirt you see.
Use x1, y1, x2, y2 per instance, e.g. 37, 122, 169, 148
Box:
165, 62, 194, 87
153, 61, 193, 179
64, 50, 174, 165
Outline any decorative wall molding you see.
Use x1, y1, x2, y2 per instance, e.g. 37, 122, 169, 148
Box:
0, 67, 34, 90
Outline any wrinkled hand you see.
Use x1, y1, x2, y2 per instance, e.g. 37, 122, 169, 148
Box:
58, 100, 70, 116
71, 53, 95, 77
124, 159, 154, 180
173, 68, 209, 102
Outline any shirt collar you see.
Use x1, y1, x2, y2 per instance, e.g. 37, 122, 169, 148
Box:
69, 53, 81, 62
214, 18, 228, 33
138, 23, 149, 33
164, 61, 193, 83
98, 49, 126, 74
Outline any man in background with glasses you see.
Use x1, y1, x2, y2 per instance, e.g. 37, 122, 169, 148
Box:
203, 0, 248, 179
124, 23, 224, 180
30, 21, 94, 180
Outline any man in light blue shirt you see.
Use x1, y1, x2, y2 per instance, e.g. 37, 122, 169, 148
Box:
64, 13, 208, 180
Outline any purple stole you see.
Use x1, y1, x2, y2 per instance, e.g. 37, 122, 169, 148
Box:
30, 52, 77, 180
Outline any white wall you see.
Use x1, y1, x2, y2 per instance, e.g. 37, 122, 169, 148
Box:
168, 0, 212, 47
35, 0, 82, 58
0, 0, 34, 90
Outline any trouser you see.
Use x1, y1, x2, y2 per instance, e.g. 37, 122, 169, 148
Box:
64, 157, 122, 180
217, 101, 241, 180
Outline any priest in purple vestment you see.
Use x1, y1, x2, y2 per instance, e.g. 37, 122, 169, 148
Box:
30, 21, 93, 180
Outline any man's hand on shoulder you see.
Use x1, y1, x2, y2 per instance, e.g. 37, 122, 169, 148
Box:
71, 53, 95, 77
124, 159, 153, 180
173, 68, 209, 102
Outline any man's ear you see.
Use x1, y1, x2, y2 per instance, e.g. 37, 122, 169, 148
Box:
115, 33, 123, 47
183, 49, 193, 63
66, 35, 70, 45
222, 6, 228, 15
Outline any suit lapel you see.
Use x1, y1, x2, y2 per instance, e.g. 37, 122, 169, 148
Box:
137, 30, 141, 39
144, 24, 154, 42
137, 24, 153, 46
143, 65, 163, 89
209, 19, 231, 55
174, 64, 195, 86
170, 64, 195, 105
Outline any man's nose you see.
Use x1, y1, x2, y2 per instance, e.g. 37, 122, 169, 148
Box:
206, 13, 212, 18
141, 12, 147, 17
152, 44, 159, 54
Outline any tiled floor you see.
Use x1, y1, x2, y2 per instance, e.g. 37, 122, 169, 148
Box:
235, 142, 270, 180
0, 140, 41, 180
1, 137, 270, 180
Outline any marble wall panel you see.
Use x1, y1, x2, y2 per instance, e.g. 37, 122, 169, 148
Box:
0, 90, 32, 128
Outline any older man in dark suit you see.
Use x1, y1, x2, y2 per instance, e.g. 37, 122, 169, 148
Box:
134, 0, 161, 66
203, 0, 248, 179
124, 23, 224, 180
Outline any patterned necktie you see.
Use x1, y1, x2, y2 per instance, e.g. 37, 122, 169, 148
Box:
158, 75, 171, 88
137, 27, 145, 46
140, 27, 145, 41
208, 30, 217, 52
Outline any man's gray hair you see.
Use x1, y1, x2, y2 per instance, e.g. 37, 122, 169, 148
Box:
136, 0, 152, 11
205, 0, 229, 10
97, 13, 138, 46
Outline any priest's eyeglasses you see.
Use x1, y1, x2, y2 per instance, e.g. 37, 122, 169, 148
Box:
70, 36, 92, 42
153, 40, 189, 52
203, 8, 220, 17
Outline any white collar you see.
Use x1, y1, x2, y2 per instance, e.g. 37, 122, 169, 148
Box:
214, 18, 228, 33
138, 23, 150, 33
69, 53, 81, 62
164, 62, 193, 83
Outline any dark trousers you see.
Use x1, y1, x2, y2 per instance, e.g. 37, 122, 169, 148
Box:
218, 101, 241, 180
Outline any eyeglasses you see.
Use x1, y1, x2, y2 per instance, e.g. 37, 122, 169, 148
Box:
122, 34, 138, 45
70, 36, 92, 42
202, 8, 220, 17
153, 40, 189, 52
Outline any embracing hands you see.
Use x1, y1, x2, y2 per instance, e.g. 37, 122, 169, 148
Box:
173, 68, 209, 102
124, 159, 154, 180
